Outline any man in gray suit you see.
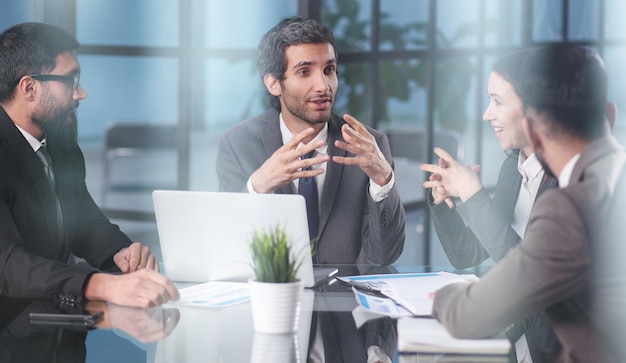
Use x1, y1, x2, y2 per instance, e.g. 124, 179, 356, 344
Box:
216, 17, 405, 265
430, 44, 626, 362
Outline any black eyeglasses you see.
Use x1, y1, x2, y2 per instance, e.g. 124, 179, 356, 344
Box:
28, 73, 81, 90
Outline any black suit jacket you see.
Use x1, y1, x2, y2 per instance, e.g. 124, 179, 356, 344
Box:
0, 107, 131, 300
216, 108, 405, 265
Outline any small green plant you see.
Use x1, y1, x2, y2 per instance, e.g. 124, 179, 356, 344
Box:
249, 225, 308, 283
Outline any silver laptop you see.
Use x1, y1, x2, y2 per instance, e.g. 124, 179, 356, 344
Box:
152, 190, 336, 288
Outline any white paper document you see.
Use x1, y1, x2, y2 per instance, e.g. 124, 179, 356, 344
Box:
351, 287, 414, 319
397, 317, 511, 354
167, 281, 250, 308
339, 271, 477, 316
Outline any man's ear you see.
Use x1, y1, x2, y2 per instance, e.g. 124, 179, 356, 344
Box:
16, 76, 37, 101
522, 116, 542, 153
263, 74, 281, 97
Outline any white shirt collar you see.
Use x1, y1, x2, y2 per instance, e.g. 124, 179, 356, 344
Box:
517, 151, 543, 182
15, 124, 45, 152
558, 153, 582, 188
279, 113, 328, 155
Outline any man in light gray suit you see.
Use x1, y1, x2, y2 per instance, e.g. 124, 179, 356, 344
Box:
430, 44, 626, 362
216, 17, 405, 265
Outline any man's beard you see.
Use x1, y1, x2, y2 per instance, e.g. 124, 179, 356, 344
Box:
32, 99, 78, 150
281, 86, 333, 125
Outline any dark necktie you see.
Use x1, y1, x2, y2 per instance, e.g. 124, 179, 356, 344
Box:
36, 145, 64, 245
299, 151, 319, 244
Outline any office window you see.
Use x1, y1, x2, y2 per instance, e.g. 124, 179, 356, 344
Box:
379, 0, 429, 51
322, 0, 372, 52
203, 0, 296, 49
568, 0, 599, 41
436, 0, 481, 48
532, 0, 563, 42
78, 56, 178, 137
604, 0, 626, 41
484, 0, 524, 47
0, 2, 38, 26
76, 0, 179, 47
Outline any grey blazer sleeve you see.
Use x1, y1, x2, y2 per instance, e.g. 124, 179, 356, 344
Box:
357, 130, 406, 265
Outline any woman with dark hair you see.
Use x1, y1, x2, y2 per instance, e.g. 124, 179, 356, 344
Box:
420, 49, 559, 363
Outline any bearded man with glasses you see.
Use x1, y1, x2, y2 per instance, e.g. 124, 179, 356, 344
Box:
0, 22, 178, 308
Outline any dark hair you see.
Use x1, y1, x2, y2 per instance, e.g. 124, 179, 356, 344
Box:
491, 49, 532, 99
516, 44, 608, 141
257, 16, 336, 110
0, 22, 79, 103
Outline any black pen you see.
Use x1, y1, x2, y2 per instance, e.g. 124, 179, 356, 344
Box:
342, 280, 386, 297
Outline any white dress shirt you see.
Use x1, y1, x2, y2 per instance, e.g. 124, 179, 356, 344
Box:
511, 152, 545, 239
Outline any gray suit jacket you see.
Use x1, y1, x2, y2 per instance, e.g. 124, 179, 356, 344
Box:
432, 136, 626, 362
216, 108, 405, 265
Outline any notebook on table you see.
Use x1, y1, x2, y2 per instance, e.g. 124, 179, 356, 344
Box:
152, 190, 337, 288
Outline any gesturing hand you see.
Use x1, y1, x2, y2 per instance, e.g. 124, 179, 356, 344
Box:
420, 147, 482, 203
250, 127, 330, 193
332, 114, 392, 186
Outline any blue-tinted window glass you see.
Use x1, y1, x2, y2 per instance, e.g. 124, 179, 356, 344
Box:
436, 0, 480, 48
0, 2, 37, 30
204, 0, 296, 49
484, 0, 523, 47
434, 56, 477, 136
77, 55, 178, 140
334, 62, 371, 124
568, 0, 599, 40
379, 0, 428, 51
203, 58, 265, 132
76, 0, 179, 47
604, 0, 626, 41
321, 0, 372, 52
532, 0, 562, 41
382, 59, 427, 127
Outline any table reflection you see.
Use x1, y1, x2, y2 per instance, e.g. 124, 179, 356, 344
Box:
0, 265, 492, 362
0, 297, 179, 362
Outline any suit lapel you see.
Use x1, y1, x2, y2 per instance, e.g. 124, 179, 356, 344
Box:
0, 109, 52, 200
0, 108, 60, 253
494, 153, 522, 219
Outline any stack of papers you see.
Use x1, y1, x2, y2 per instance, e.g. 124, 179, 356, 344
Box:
339, 271, 477, 316
397, 318, 511, 355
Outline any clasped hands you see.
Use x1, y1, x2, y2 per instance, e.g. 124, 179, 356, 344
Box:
420, 147, 483, 208
250, 114, 393, 193
84, 242, 179, 309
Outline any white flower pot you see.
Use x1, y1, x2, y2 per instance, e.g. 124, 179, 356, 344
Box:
248, 278, 304, 334
250, 332, 299, 362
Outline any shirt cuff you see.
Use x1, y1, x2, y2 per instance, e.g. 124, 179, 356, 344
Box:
369, 171, 395, 202
246, 178, 259, 194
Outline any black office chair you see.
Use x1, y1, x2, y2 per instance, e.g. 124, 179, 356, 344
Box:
384, 127, 463, 163
101, 122, 179, 206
